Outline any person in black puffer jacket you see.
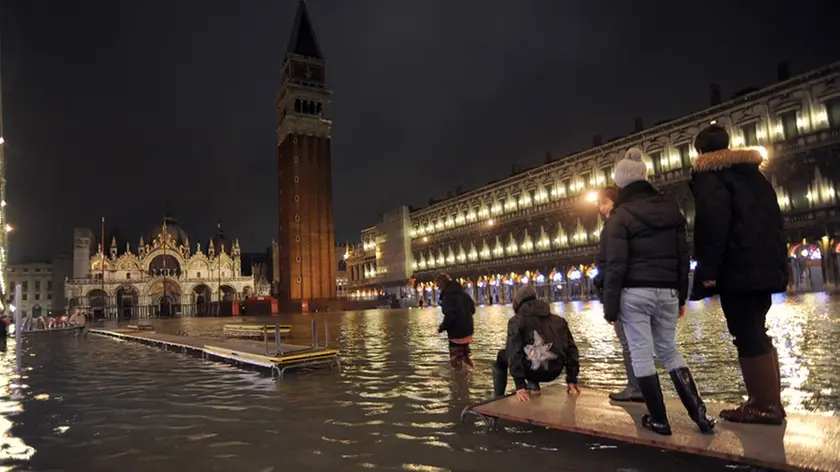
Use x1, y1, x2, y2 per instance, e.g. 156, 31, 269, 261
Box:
690, 124, 788, 425
603, 148, 715, 436
593, 186, 643, 403
492, 285, 580, 402
436, 273, 476, 370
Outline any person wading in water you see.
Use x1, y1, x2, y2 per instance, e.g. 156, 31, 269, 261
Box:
435, 273, 476, 370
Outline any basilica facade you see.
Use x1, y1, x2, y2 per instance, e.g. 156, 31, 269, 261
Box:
65, 216, 257, 318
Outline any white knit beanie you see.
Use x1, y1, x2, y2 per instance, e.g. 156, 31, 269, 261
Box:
613, 148, 648, 188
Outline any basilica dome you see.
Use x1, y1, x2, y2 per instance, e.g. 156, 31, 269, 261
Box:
146, 216, 190, 247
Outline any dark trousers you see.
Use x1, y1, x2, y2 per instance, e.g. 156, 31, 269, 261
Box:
720, 292, 774, 358
448, 342, 473, 369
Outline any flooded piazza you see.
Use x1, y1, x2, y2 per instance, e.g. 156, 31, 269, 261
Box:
1, 293, 838, 471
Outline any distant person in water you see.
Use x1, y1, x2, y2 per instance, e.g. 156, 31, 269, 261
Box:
593, 186, 644, 403
436, 273, 476, 370
69, 308, 87, 334
493, 285, 580, 402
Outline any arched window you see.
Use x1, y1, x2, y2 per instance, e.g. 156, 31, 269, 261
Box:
294, 98, 302, 113
148, 255, 181, 276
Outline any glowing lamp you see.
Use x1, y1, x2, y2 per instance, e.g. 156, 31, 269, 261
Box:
586, 191, 598, 202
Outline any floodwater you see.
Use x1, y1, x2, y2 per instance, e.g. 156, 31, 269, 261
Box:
1, 293, 837, 471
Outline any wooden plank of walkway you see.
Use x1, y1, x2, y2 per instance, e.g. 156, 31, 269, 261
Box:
95, 329, 310, 354
472, 387, 839, 472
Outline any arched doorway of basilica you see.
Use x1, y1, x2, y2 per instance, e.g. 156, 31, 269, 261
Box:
193, 284, 211, 316
220, 285, 236, 302
117, 285, 138, 320
88, 289, 108, 321
147, 279, 181, 318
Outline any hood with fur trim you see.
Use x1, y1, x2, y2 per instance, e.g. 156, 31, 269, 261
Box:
692, 148, 763, 173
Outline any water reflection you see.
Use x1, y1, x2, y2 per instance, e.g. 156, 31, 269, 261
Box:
0, 294, 836, 470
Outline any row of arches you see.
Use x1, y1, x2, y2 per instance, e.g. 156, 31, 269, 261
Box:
72, 283, 250, 319
294, 98, 323, 116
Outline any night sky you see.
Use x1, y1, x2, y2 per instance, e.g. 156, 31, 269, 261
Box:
1, 0, 838, 262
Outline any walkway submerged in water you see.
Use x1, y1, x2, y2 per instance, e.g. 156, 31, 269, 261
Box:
89, 327, 340, 379
463, 387, 839, 472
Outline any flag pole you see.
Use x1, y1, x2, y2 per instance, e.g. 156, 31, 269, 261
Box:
101, 217, 105, 318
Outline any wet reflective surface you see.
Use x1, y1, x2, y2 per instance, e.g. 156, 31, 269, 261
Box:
1, 293, 837, 471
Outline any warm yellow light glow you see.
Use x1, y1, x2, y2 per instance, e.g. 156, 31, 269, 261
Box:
750, 146, 768, 159
343, 253, 349, 260
0, 200, 5, 207
0, 137, 4, 145
422, 236, 429, 242
487, 219, 495, 226
710, 120, 716, 125
4, 224, 12, 233
586, 191, 598, 202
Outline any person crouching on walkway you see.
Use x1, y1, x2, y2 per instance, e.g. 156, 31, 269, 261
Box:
602, 148, 715, 435
436, 273, 476, 370
492, 285, 580, 402
690, 125, 788, 425
594, 186, 643, 403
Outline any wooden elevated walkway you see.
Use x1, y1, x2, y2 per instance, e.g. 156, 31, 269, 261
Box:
462, 387, 839, 472
89, 326, 339, 379
222, 323, 292, 339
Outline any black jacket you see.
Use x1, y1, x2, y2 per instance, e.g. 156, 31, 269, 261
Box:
602, 181, 689, 322
438, 280, 475, 339
690, 149, 788, 296
506, 298, 580, 390
593, 224, 608, 294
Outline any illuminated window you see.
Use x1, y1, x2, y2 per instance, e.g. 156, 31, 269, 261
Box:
646, 151, 661, 174
678, 144, 691, 168
827, 98, 840, 128
741, 123, 758, 146
780, 111, 798, 139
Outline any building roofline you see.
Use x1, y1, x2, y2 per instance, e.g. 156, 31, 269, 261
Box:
409, 60, 840, 216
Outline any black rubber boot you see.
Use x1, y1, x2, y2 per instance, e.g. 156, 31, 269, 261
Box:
609, 386, 644, 402
637, 374, 672, 436
669, 367, 716, 433
492, 366, 508, 398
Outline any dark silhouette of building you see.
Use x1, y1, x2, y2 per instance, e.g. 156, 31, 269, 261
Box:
275, 0, 336, 309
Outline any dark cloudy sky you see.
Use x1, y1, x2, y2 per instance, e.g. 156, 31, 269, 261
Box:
2, 0, 838, 262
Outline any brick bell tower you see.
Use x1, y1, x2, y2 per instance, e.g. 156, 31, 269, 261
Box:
276, 0, 336, 310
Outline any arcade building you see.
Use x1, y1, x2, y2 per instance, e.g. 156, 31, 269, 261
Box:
64, 215, 257, 319
345, 61, 840, 305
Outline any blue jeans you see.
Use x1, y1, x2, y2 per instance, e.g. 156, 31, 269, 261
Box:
620, 287, 687, 378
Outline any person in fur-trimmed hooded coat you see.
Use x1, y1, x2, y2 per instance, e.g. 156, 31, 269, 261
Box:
690, 124, 788, 426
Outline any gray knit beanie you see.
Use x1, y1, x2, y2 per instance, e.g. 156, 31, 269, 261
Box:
613, 147, 648, 188
513, 285, 537, 311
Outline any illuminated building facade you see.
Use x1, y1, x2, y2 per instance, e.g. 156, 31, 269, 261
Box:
346, 62, 840, 304
64, 215, 255, 318
276, 0, 337, 310
0, 46, 7, 312
6, 262, 55, 317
